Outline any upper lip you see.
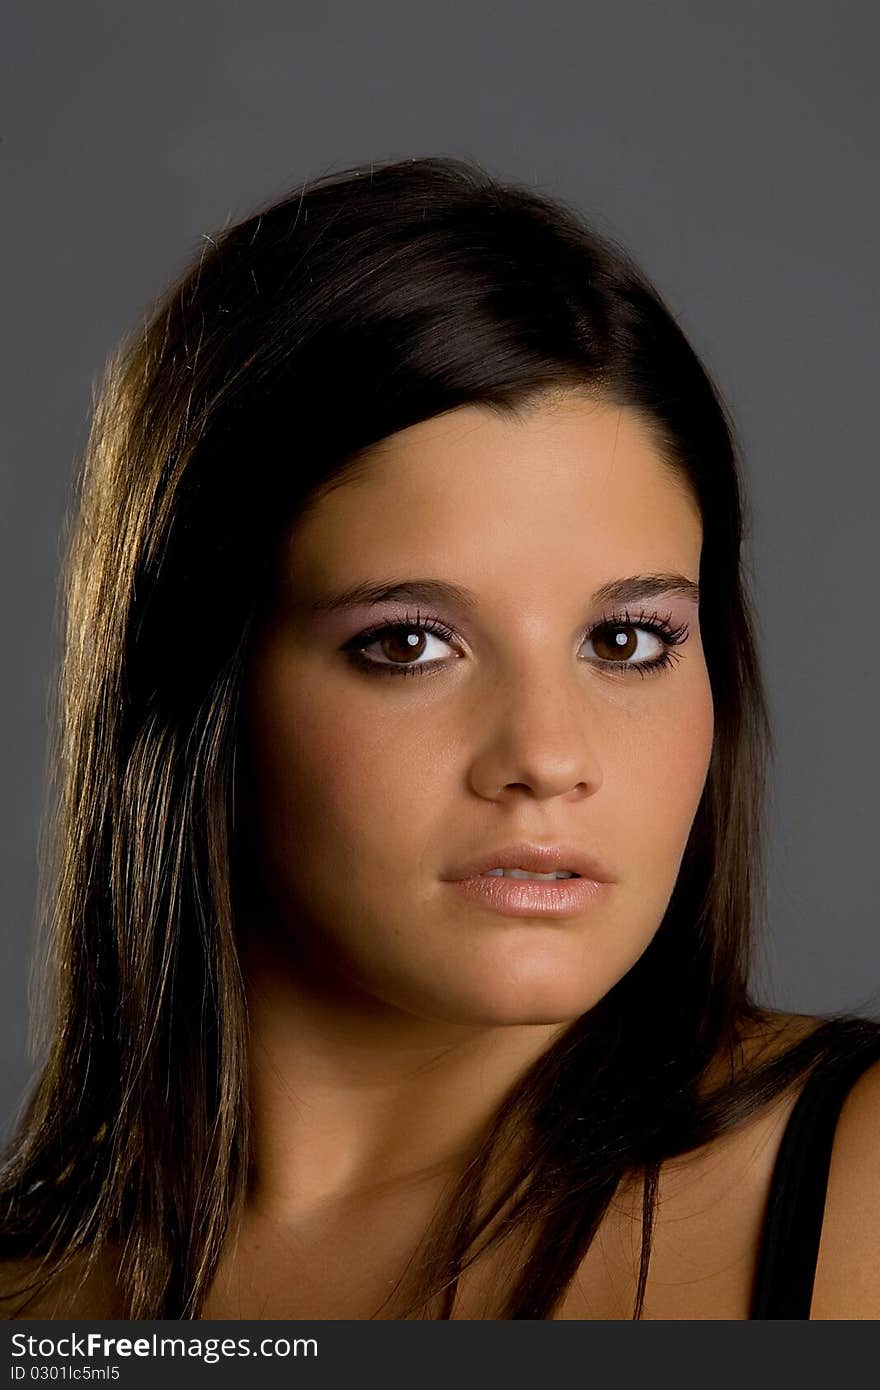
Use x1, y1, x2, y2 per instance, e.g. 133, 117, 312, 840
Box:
447, 842, 615, 883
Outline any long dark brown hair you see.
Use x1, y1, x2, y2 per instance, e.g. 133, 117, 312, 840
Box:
1, 155, 878, 1320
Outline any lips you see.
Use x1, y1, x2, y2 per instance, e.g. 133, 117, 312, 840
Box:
447, 841, 615, 884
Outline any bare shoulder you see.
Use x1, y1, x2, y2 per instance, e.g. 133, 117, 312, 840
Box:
0, 1248, 122, 1319
656, 1007, 830, 1191
703, 1007, 826, 1090
0, 1257, 52, 1318
809, 1045, 880, 1319
555, 1008, 833, 1319
735, 1005, 880, 1319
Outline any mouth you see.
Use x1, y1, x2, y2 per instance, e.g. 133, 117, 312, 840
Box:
447, 841, 615, 885
448, 872, 610, 919
479, 868, 581, 880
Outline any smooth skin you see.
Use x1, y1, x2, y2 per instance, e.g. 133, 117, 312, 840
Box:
235, 393, 710, 1182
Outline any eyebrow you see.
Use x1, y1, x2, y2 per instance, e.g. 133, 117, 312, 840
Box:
309, 572, 701, 614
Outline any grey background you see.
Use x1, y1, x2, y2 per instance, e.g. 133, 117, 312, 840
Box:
2, 1, 878, 1139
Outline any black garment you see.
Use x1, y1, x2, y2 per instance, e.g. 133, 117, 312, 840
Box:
750, 1035, 880, 1318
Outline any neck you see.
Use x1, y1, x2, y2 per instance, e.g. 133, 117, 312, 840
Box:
236, 911, 568, 1218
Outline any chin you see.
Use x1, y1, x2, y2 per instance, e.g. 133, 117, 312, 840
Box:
422, 994, 596, 1030
444, 934, 657, 1027
394, 970, 608, 1030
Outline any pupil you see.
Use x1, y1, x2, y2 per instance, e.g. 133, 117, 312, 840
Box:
597, 625, 636, 660
384, 628, 425, 663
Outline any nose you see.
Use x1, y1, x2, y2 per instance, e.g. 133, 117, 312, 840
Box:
466, 663, 603, 804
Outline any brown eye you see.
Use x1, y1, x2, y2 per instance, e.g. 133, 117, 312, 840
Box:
378, 628, 429, 664
346, 619, 460, 674
346, 611, 685, 681
591, 623, 640, 662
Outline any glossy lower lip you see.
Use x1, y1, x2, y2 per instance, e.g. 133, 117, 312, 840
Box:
448, 874, 610, 919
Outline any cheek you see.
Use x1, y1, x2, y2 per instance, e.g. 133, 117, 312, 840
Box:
242, 651, 436, 871
617, 675, 714, 887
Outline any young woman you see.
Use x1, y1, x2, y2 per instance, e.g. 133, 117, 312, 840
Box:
1, 156, 878, 1321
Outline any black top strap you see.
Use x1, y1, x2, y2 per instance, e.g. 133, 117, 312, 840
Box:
750, 1035, 880, 1319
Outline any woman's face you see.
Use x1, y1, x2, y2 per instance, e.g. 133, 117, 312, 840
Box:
240, 392, 714, 1027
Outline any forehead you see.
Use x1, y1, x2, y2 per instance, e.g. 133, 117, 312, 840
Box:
286, 395, 701, 592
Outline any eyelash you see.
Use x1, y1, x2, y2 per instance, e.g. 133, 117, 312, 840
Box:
342, 606, 690, 681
